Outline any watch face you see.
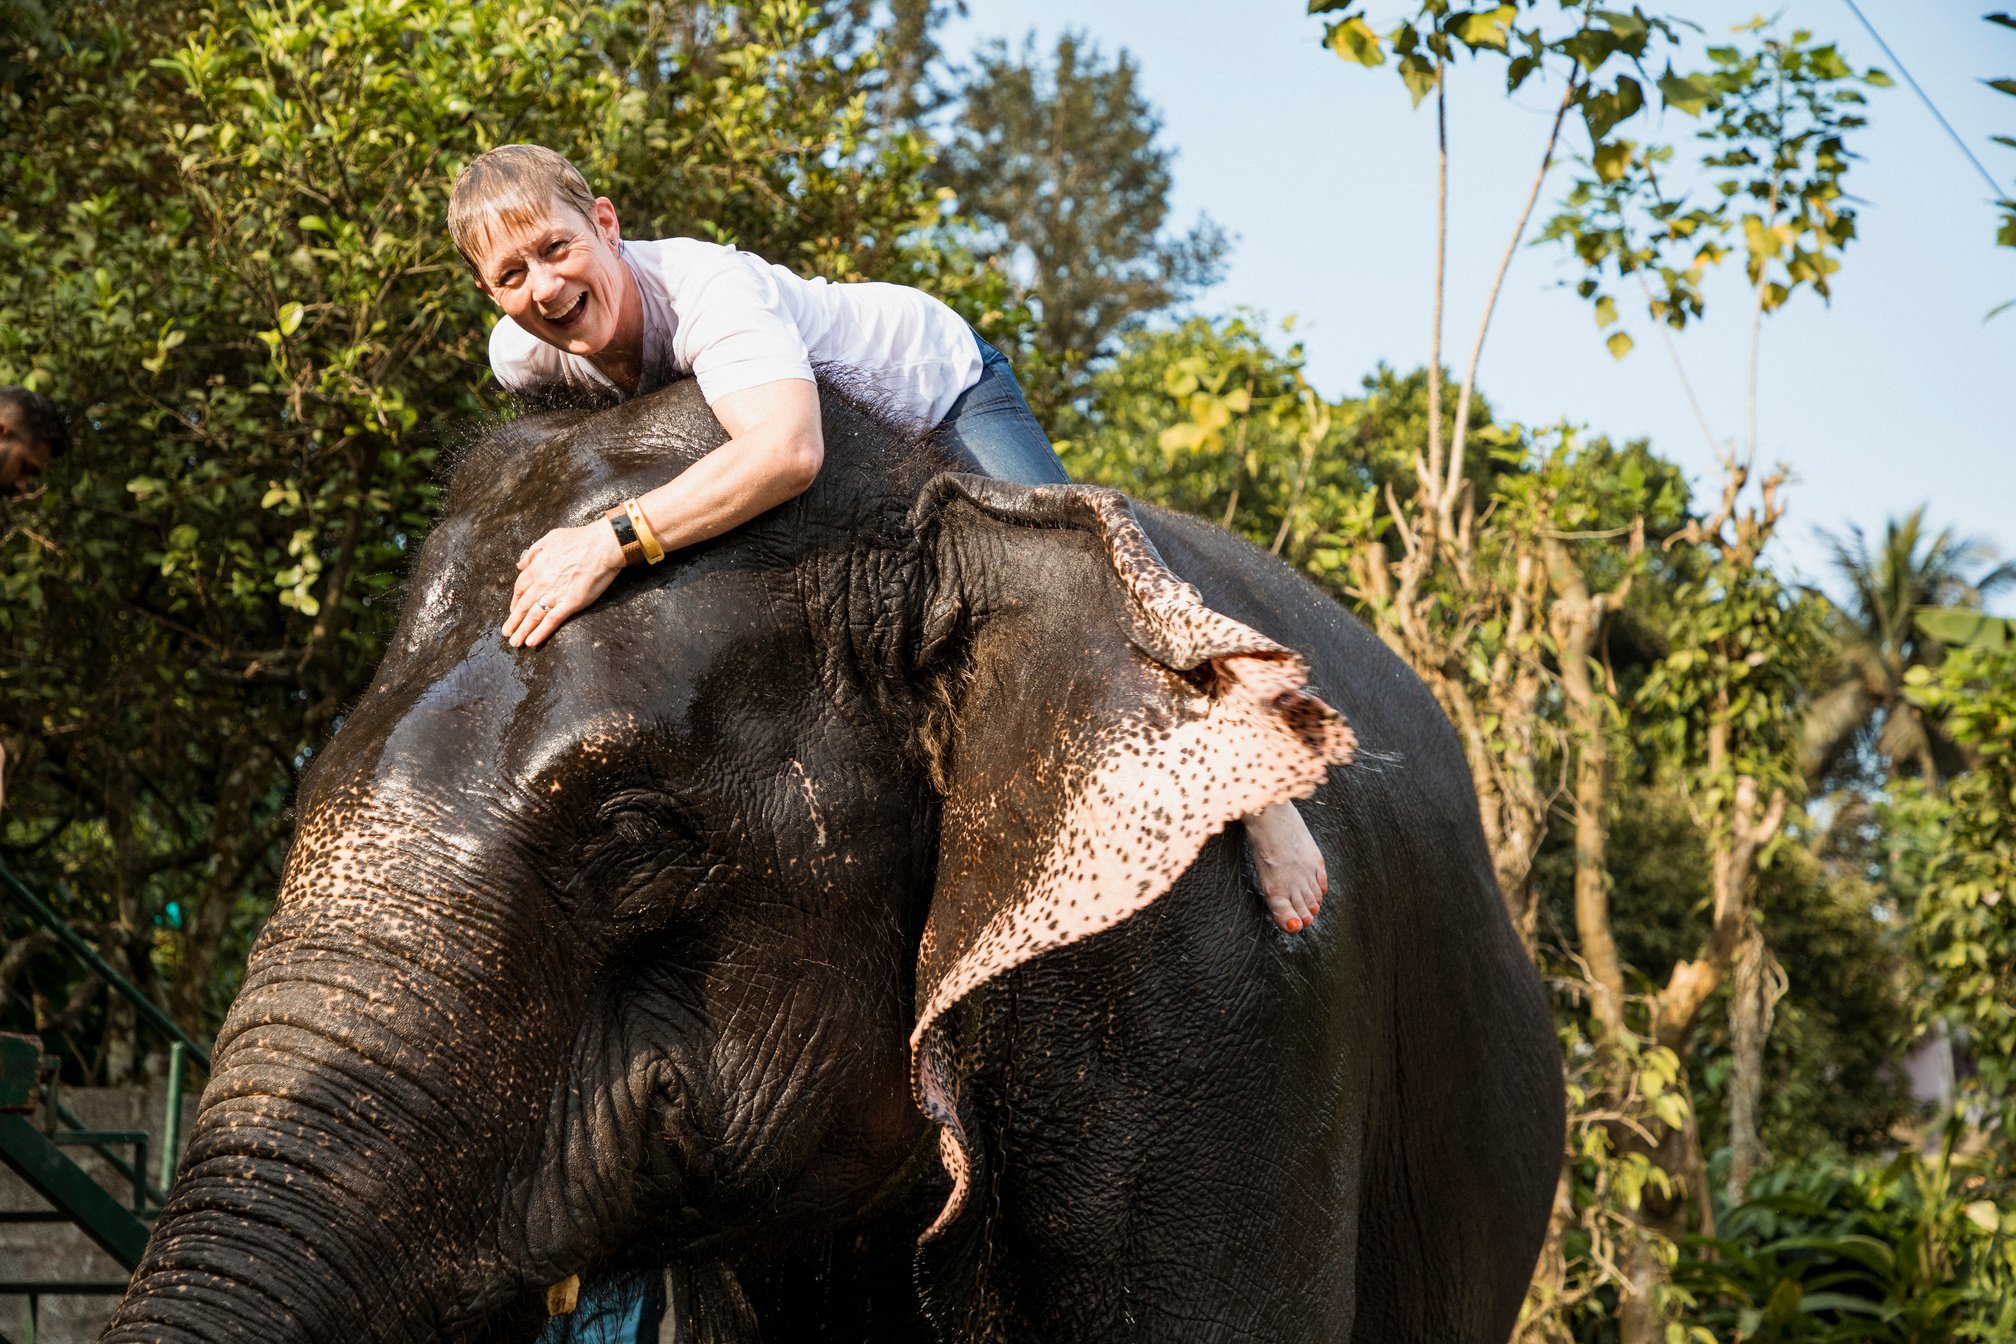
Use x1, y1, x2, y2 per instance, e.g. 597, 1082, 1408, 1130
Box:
604, 509, 644, 566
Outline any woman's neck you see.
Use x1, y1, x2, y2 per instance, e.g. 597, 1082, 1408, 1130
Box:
589, 247, 646, 396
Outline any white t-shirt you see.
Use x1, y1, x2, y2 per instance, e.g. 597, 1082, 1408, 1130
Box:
488, 238, 984, 423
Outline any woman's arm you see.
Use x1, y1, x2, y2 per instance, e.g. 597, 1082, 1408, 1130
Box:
502, 378, 824, 648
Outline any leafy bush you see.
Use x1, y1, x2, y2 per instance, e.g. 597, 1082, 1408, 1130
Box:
1673, 1135, 2016, 1342
1889, 645, 2016, 1119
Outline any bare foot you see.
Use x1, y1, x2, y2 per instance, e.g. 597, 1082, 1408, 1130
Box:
1245, 802, 1327, 934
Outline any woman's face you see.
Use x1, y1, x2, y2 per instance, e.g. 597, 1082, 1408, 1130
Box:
475, 195, 633, 359
0, 400, 52, 494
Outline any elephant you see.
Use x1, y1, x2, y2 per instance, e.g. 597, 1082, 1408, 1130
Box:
103, 376, 1564, 1344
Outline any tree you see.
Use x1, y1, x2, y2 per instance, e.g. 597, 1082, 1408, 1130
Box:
1635, 466, 1820, 1186
1058, 315, 1346, 567
1533, 782, 1917, 1162
935, 30, 1229, 402
1313, 7, 1888, 1339
833, 0, 966, 124
1804, 509, 2015, 788
1309, 0, 1704, 938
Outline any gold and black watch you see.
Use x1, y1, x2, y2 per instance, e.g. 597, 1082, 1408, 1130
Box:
604, 497, 666, 567
604, 504, 646, 567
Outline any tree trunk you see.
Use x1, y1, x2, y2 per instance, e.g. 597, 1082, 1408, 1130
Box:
1513, 1157, 1578, 1344
1725, 923, 1786, 1202
1617, 1237, 1666, 1344
1619, 769, 1785, 1344
1544, 535, 1635, 1035
1653, 774, 1787, 1051
1616, 1123, 1694, 1344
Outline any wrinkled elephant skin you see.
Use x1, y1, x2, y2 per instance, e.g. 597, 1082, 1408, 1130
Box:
103, 380, 1563, 1344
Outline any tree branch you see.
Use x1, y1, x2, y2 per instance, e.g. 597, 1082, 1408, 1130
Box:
1446, 59, 1584, 515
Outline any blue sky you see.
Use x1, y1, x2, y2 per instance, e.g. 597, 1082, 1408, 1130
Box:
943, 1, 2016, 594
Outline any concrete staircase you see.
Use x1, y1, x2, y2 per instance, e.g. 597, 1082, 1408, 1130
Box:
0, 1031, 153, 1265
0, 860, 208, 1344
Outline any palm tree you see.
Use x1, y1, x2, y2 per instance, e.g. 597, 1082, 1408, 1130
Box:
1803, 508, 2016, 787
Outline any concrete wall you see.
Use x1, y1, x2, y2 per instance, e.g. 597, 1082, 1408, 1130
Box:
2, 1082, 197, 1344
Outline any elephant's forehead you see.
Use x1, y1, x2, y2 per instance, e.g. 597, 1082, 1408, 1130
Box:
358, 560, 810, 797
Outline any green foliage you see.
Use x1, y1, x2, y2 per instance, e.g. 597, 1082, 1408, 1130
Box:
1529, 1017, 1700, 1342
1536, 786, 1916, 1161
1343, 362, 1517, 509
1888, 644, 2016, 1119
1636, 535, 1823, 801
1309, 1, 1649, 108
1056, 315, 1355, 574
1914, 609, 2016, 652
934, 30, 1229, 404
1062, 319, 1578, 614
1541, 19, 1888, 352
0, 0, 984, 1059
1310, 3, 1698, 175
1804, 510, 2014, 788
1673, 1136, 2016, 1342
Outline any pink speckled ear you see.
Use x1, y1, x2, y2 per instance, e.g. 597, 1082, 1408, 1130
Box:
906, 476, 1356, 1241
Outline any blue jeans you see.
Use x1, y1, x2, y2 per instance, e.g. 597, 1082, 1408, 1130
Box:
936, 332, 1071, 485
536, 1274, 661, 1344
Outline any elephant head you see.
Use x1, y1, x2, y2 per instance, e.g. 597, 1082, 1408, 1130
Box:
104, 379, 1355, 1343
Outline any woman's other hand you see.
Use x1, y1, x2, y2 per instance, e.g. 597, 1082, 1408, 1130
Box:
503, 522, 625, 648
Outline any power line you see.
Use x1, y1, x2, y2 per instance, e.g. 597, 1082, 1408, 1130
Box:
1841, 0, 2012, 204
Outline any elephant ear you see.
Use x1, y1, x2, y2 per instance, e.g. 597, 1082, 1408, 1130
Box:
906, 474, 1356, 1240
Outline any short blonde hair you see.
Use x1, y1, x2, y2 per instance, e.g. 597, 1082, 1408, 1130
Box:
448, 144, 601, 275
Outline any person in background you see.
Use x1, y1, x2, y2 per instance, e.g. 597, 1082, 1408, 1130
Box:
0, 385, 67, 847
0, 386, 67, 495
0, 387, 67, 816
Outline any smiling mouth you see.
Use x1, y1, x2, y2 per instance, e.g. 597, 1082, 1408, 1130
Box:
545, 292, 589, 329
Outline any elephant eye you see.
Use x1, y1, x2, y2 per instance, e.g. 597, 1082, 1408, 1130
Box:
581, 788, 721, 925
607, 807, 665, 847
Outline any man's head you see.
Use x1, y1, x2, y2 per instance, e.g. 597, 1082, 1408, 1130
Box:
0, 387, 66, 494
449, 145, 634, 359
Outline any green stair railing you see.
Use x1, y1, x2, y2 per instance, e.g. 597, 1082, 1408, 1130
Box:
0, 855, 212, 1342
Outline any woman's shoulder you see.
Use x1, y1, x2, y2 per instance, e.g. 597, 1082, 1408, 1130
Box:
627, 236, 750, 287
488, 314, 585, 391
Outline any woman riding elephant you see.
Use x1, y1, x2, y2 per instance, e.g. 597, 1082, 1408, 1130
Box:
447, 144, 1327, 937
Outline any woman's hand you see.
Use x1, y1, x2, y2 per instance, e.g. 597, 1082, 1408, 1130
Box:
503, 521, 625, 648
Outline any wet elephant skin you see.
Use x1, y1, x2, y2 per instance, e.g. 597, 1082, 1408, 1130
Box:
102, 378, 1563, 1344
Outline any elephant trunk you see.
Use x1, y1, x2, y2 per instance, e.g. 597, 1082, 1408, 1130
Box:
103, 1157, 440, 1343
105, 816, 587, 1343
103, 1027, 497, 1343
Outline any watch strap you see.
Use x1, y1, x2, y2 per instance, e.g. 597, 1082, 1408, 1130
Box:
604, 505, 646, 567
